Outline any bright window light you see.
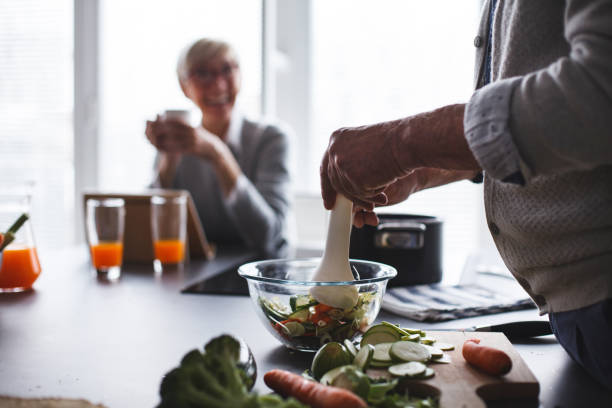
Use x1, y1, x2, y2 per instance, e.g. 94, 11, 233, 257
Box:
310, 0, 485, 282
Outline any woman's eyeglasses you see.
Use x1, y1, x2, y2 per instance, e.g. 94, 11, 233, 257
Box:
188, 63, 237, 85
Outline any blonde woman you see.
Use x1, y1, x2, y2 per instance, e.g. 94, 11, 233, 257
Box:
146, 38, 291, 258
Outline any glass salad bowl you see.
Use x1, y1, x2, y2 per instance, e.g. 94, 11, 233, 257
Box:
238, 258, 397, 352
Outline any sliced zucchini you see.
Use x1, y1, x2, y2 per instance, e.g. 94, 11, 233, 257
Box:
280, 321, 305, 337
422, 344, 443, 359
288, 308, 310, 322
381, 321, 411, 337
368, 379, 399, 402
429, 353, 451, 364
372, 342, 394, 362
310, 342, 352, 380
331, 322, 354, 341
319, 365, 346, 386
260, 298, 288, 322
435, 342, 455, 351
389, 341, 431, 363
363, 323, 394, 335
400, 333, 421, 342
360, 326, 402, 347
290, 294, 316, 312
353, 344, 374, 371
420, 337, 436, 345
402, 327, 423, 335
344, 339, 358, 358
417, 367, 435, 379
369, 359, 393, 368
388, 361, 427, 378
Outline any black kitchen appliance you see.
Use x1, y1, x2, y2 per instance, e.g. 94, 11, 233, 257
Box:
349, 213, 443, 287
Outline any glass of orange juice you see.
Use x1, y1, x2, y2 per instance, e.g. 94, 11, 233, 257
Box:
0, 193, 41, 293
150, 195, 187, 272
86, 198, 125, 280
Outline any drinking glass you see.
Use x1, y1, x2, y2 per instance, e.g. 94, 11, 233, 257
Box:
0, 193, 41, 292
150, 195, 187, 272
86, 198, 125, 280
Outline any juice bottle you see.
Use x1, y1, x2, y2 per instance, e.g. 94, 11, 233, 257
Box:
0, 244, 41, 291
0, 193, 41, 292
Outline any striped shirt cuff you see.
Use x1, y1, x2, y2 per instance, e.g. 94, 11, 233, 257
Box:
464, 77, 525, 184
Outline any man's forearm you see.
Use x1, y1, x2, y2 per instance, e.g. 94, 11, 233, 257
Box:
393, 104, 481, 171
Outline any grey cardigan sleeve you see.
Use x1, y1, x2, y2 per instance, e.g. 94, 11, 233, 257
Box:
224, 125, 291, 257
465, 0, 612, 182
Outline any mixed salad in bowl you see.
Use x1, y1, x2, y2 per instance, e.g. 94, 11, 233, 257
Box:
238, 258, 397, 352
258, 292, 377, 350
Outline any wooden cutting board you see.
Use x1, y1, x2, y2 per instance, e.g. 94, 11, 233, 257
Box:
367, 331, 539, 408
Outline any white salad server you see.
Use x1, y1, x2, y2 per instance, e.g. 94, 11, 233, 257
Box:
310, 194, 359, 309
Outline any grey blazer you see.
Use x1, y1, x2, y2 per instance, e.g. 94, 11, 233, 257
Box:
165, 115, 291, 259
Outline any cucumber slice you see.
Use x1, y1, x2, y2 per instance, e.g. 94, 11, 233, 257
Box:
402, 327, 423, 335
368, 380, 399, 402
360, 326, 402, 347
400, 333, 421, 342
290, 295, 316, 312
289, 295, 299, 311
422, 344, 443, 359
260, 298, 288, 322
311, 342, 352, 380
344, 339, 358, 358
319, 365, 346, 386
372, 342, 394, 362
363, 323, 394, 335
388, 361, 427, 377
381, 321, 411, 337
417, 367, 435, 379
280, 321, 305, 337
353, 344, 374, 371
389, 341, 431, 363
435, 342, 455, 351
429, 353, 451, 364
369, 359, 393, 368
288, 308, 310, 322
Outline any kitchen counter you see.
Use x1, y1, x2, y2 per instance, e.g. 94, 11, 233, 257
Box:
0, 246, 610, 407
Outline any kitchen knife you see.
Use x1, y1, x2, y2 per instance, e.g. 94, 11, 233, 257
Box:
429, 320, 553, 340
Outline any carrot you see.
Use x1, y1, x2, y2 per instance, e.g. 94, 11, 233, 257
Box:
0, 233, 4, 248
264, 369, 367, 408
462, 338, 512, 376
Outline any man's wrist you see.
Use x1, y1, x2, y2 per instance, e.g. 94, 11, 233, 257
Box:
395, 104, 479, 171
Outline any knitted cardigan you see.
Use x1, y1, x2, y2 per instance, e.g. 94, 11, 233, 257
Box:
464, 0, 612, 314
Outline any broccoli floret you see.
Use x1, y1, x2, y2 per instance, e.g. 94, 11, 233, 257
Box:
158, 335, 307, 408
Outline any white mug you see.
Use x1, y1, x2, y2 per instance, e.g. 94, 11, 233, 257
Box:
162, 109, 191, 125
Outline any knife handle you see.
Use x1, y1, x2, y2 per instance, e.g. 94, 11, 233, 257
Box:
479, 320, 553, 340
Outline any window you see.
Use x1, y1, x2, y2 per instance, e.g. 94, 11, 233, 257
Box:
4, 0, 489, 279
98, 0, 262, 191
300, 0, 485, 281
0, 0, 74, 248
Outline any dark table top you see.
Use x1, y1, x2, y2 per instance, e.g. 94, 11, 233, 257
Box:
0, 246, 611, 408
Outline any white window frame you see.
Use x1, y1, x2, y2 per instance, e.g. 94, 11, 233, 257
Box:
74, 0, 100, 242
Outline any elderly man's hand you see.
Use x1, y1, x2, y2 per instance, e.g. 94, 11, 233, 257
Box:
320, 121, 409, 211
321, 104, 481, 210
351, 168, 479, 227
